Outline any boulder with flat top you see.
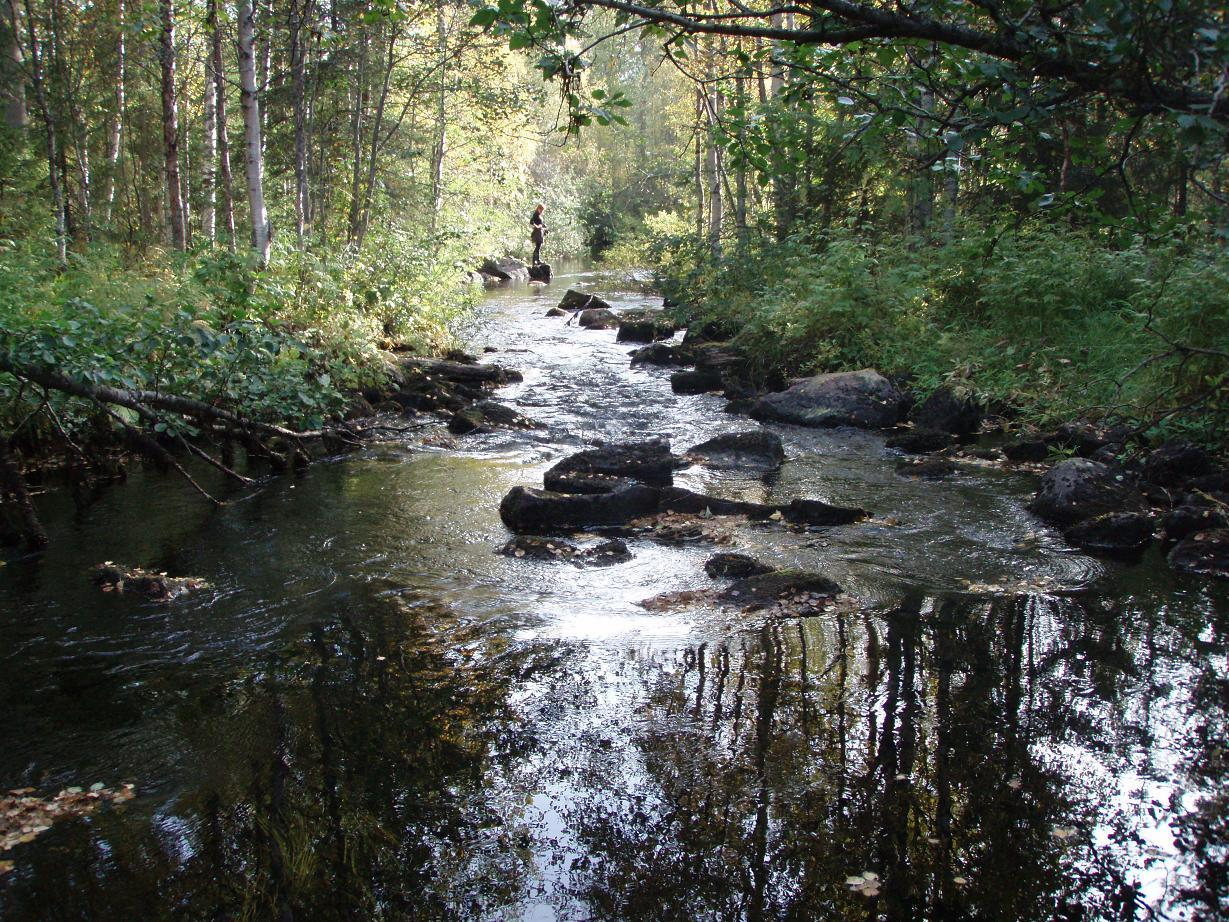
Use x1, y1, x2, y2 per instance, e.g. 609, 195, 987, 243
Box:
559, 289, 612, 312
544, 440, 676, 494
751, 369, 905, 429
499, 484, 661, 533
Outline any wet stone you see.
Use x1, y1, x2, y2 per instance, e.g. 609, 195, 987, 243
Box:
1167, 529, 1229, 579
499, 484, 661, 533
630, 343, 683, 367
705, 552, 776, 579
886, 427, 953, 454
751, 369, 905, 430
616, 311, 677, 343
670, 369, 724, 395
1161, 495, 1229, 544
685, 430, 786, 470
1063, 512, 1154, 555
1029, 458, 1149, 525
558, 289, 612, 312
896, 458, 959, 479
1002, 438, 1049, 462
718, 570, 842, 610
544, 440, 676, 493
910, 386, 982, 437
578, 307, 620, 330
91, 563, 207, 601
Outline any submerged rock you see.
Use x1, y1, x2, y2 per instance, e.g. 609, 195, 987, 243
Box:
558, 289, 611, 312
911, 386, 982, 437
91, 563, 207, 601
896, 458, 959, 479
616, 312, 677, 343
685, 430, 785, 470
1063, 512, 1154, 554
751, 369, 905, 429
499, 535, 632, 566
1029, 458, 1148, 525
544, 440, 676, 493
718, 570, 842, 609
656, 487, 865, 526
545, 307, 567, 318
705, 552, 776, 579
578, 307, 619, 330
886, 428, 953, 455
499, 484, 660, 533
1167, 529, 1229, 579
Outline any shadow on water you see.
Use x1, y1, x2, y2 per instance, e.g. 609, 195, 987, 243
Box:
1, 263, 1226, 919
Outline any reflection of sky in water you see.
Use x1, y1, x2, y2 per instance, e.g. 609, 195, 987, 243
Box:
0, 263, 1225, 920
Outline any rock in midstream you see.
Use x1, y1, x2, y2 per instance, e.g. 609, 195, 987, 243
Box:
578, 308, 620, 330
543, 440, 676, 494
1063, 512, 1154, 554
751, 369, 906, 429
1029, 458, 1149, 525
717, 570, 842, 609
704, 552, 776, 579
684, 430, 785, 470
558, 289, 612, 312
498, 535, 633, 566
616, 312, 677, 343
499, 484, 661, 533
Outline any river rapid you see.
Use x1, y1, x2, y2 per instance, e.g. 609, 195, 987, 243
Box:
1, 263, 1226, 920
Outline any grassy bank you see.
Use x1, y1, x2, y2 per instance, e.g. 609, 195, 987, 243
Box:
0, 233, 478, 452
649, 225, 1229, 446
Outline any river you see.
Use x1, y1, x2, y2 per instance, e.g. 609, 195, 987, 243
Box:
1, 262, 1226, 920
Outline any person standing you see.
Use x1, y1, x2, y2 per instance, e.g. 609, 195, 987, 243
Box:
530, 204, 546, 266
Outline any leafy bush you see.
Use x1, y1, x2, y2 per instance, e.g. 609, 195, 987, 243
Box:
661, 223, 1229, 444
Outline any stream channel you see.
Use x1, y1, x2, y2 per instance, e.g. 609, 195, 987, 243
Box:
1, 262, 1227, 920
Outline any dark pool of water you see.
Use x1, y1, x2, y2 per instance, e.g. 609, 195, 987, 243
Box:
1, 263, 1226, 920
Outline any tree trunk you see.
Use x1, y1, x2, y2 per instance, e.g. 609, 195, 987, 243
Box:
202, 10, 217, 244
346, 25, 369, 246
210, 0, 236, 247
355, 29, 397, 249
2, 0, 26, 128
429, 4, 447, 238
20, 0, 66, 265
693, 87, 704, 241
289, 0, 310, 244
101, 0, 124, 224
238, 0, 271, 266
159, 0, 185, 249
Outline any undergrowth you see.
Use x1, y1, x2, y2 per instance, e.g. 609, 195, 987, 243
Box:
651, 223, 1229, 446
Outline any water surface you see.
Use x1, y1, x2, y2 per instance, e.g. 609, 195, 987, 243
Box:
1, 263, 1226, 920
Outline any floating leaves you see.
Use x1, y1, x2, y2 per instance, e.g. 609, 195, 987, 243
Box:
92, 563, 207, 601
846, 870, 881, 897
629, 512, 736, 545
1, 783, 136, 868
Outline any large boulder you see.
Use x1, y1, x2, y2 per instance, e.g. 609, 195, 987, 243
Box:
480, 256, 530, 282
499, 484, 660, 533
559, 289, 612, 312
544, 440, 676, 494
1063, 512, 1154, 554
528, 263, 552, 282
578, 308, 619, 330
911, 386, 982, 437
1167, 529, 1229, 580
1028, 458, 1149, 525
616, 312, 677, 343
1002, 438, 1049, 462
685, 430, 785, 470
751, 369, 905, 429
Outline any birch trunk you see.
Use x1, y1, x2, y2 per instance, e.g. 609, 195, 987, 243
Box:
201, 15, 216, 244
159, 0, 185, 249
345, 26, 368, 246
289, 0, 310, 244
210, 0, 236, 246
237, 0, 270, 266
101, 0, 124, 224
429, 4, 447, 238
3, 0, 26, 128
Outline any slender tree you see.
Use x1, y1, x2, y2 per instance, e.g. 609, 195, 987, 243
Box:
237, 0, 271, 266
159, 0, 186, 249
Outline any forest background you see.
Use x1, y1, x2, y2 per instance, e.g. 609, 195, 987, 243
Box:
1, 0, 1227, 535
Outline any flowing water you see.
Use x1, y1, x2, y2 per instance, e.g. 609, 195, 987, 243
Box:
0, 263, 1226, 920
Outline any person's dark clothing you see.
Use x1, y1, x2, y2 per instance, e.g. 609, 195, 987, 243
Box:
530, 211, 546, 265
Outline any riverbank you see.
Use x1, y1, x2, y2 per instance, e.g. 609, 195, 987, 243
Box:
648, 224, 1229, 449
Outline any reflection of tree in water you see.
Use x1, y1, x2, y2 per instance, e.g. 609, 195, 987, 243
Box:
562, 593, 1228, 921
0, 592, 574, 921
